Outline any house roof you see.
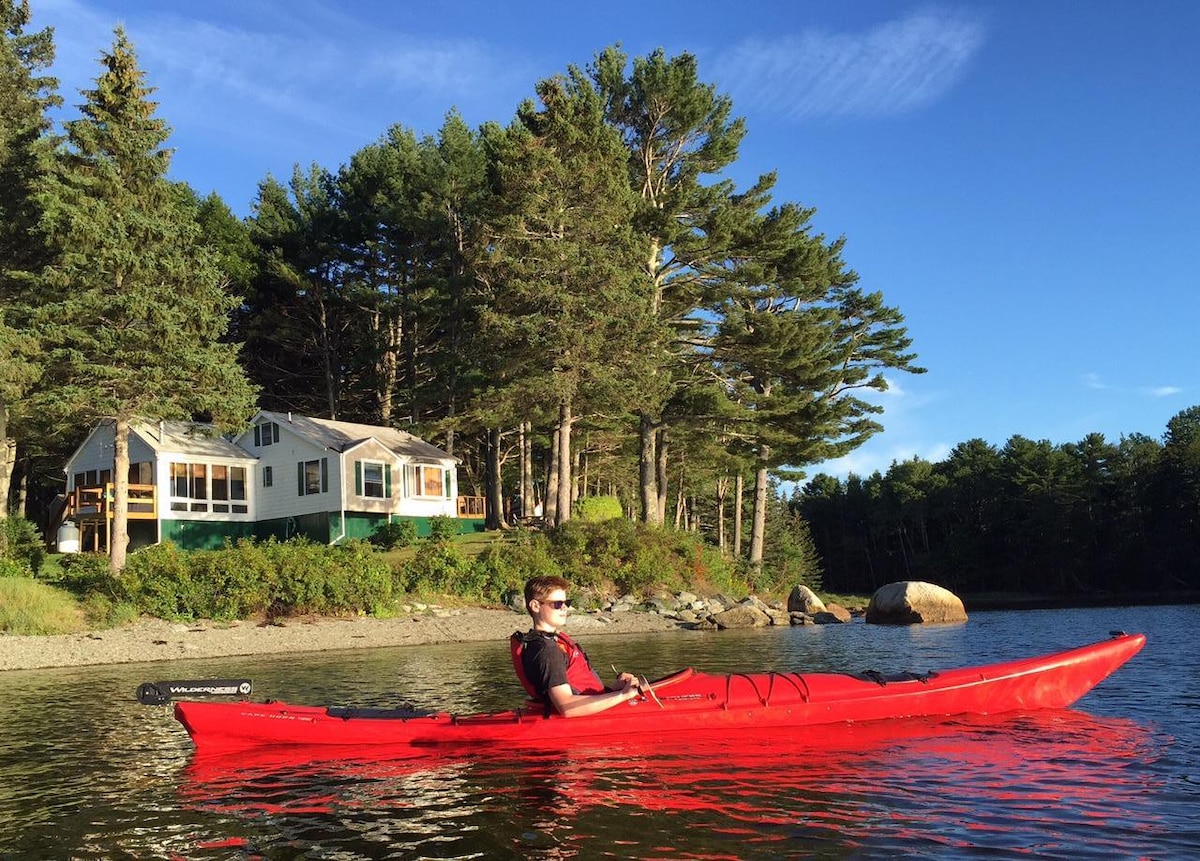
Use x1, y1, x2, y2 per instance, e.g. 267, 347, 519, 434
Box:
133, 420, 257, 461
257, 411, 457, 463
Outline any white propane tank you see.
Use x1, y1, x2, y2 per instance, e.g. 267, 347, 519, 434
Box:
57, 521, 80, 554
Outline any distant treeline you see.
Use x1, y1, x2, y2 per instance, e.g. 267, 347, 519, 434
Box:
793, 408, 1200, 598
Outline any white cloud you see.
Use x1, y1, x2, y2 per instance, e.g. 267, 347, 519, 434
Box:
1146, 386, 1182, 397
712, 7, 986, 121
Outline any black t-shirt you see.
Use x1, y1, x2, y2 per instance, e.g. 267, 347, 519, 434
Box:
522, 632, 569, 700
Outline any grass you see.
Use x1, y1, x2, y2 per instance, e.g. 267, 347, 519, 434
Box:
0, 577, 87, 635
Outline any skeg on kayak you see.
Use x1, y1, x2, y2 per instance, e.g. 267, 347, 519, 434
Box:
169, 632, 1145, 754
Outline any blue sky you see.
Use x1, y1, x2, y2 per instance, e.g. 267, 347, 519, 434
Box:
29, 0, 1199, 480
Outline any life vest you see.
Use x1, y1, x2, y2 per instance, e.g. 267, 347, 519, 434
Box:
510, 629, 606, 703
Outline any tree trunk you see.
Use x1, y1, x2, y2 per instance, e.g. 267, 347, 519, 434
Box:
545, 427, 559, 525
0, 401, 12, 522
521, 421, 534, 521
734, 473, 744, 557
110, 417, 132, 573
639, 414, 660, 525
749, 454, 769, 571
655, 426, 670, 525
716, 476, 729, 552
555, 400, 573, 527
485, 426, 507, 530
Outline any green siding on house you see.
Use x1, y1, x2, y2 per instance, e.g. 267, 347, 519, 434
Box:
160, 519, 257, 550
253, 511, 485, 544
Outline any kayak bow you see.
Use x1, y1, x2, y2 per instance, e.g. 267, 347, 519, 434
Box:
171, 632, 1145, 754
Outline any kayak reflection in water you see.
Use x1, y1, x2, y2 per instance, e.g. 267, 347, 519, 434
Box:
511, 575, 642, 717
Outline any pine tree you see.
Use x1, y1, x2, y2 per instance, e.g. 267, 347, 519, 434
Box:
480, 67, 651, 527
32, 28, 257, 571
0, 0, 58, 518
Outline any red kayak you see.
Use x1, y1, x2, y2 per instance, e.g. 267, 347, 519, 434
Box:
171, 633, 1144, 754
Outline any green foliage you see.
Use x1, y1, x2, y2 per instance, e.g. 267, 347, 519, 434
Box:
427, 515, 459, 544
1, 516, 43, 573
0, 556, 31, 577
575, 495, 623, 522
369, 519, 418, 550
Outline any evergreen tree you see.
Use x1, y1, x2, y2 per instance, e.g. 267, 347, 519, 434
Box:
32, 28, 257, 571
0, 0, 58, 517
480, 67, 651, 527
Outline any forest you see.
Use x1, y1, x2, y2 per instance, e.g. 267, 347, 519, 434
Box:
795, 412, 1200, 599
2, 3, 1197, 597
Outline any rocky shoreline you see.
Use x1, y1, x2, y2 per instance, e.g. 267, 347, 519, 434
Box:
0, 605, 690, 672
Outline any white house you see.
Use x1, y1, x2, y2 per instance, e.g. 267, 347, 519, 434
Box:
59, 412, 481, 552
233, 411, 471, 545
62, 419, 259, 552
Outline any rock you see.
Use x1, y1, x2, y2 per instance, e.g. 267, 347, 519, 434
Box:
821, 603, 853, 623
811, 611, 846, 625
712, 604, 772, 629
787, 585, 826, 614
764, 608, 791, 626
689, 619, 719, 631
677, 591, 698, 605
789, 612, 814, 626
741, 595, 772, 612
865, 581, 968, 625
677, 609, 698, 623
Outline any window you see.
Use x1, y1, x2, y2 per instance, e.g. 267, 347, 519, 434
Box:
405, 464, 448, 498
170, 462, 208, 512
212, 465, 249, 514
169, 462, 249, 514
263, 465, 273, 488
356, 461, 389, 498
298, 458, 328, 496
254, 421, 280, 447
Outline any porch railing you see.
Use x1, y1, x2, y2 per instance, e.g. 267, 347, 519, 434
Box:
457, 495, 486, 518
66, 483, 158, 521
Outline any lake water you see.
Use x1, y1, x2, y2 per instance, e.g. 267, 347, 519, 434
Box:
0, 605, 1196, 859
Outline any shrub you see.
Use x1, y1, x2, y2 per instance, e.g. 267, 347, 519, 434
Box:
2, 517, 45, 575
0, 556, 32, 578
58, 552, 122, 598
574, 495, 623, 523
399, 541, 486, 597
369, 519, 418, 550
428, 515, 459, 544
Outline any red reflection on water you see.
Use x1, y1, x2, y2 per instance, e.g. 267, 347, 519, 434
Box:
180, 709, 1162, 858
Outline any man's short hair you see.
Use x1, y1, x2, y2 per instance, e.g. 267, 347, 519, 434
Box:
524, 575, 570, 616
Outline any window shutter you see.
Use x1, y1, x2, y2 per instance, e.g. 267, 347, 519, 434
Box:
355, 461, 362, 495
444, 469, 451, 498
272, 423, 280, 443
385, 465, 393, 498
254, 425, 261, 447
321, 458, 328, 493
297, 462, 304, 496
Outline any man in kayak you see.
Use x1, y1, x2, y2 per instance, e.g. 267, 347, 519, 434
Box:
512, 575, 642, 717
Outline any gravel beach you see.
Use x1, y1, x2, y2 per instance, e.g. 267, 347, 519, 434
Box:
0, 607, 688, 671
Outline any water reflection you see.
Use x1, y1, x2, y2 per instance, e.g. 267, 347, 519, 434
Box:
176, 709, 1166, 859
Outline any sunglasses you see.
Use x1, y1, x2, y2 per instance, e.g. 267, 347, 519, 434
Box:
539, 599, 570, 610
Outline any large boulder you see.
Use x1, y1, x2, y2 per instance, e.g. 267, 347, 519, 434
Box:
865, 581, 968, 625
787, 584, 826, 614
712, 604, 772, 629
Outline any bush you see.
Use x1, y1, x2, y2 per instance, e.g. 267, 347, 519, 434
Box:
399, 541, 486, 597
58, 552, 121, 598
428, 515, 459, 544
369, 519, 418, 550
574, 495, 623, 522
2, 517, 45, 575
